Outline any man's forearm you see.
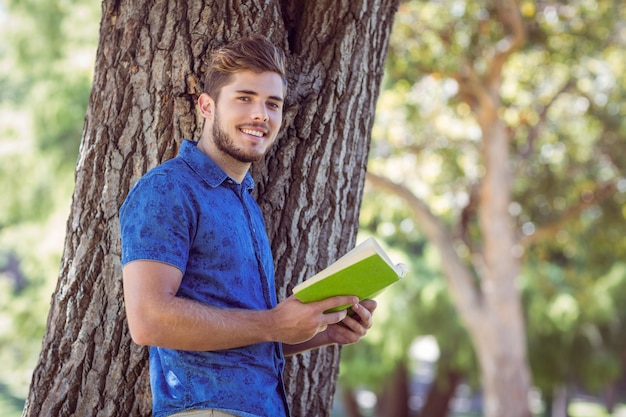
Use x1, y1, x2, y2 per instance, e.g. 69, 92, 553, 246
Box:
124, 260, 357, 352
282, 332, 333, 356
128, 295, 275, 351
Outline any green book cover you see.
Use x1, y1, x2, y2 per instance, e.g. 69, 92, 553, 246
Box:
292, 237, 407, 312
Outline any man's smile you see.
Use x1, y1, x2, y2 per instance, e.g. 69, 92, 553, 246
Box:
240, 128, 265, 138
239, 123, 269, 138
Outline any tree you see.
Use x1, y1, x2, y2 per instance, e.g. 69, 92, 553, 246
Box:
337, 221, 476, 417
22, 1, 399, 416
363, 0, 625, 416
367, 1, 533, 415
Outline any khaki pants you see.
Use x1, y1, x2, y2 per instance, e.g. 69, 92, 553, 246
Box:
169, 410, 237, 417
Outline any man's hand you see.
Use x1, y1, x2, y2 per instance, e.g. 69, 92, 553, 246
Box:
281, 299, 377, 356
269, 295, 359, 345
124, 258, 376, 353
122, 261, 357, 351
325, 299, 377, 345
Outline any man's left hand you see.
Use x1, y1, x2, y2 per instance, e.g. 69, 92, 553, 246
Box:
325, 299, 377, 345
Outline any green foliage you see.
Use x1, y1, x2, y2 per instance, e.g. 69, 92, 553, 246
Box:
524, 262, 626, 393
0, 381, 23, 417
340, 189, 478, 393
31, 73, 92, 160
1, 0, 98, 170
346, 0, 626, 407
1, 0, 625, 410
0, 143, 70, 227
0, 214, 67, 398
0, 0, 99, 407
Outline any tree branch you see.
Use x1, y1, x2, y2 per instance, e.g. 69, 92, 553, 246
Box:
519, 80, 575, 159
456, 0, 526, 124
487, 0, 527, 91
520, 181, 618, 246
458, 183, 481, 253
365, 171, 484, 317
455, 60, 494, 116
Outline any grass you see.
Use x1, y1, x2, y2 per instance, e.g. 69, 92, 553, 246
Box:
569, 399, 626, 417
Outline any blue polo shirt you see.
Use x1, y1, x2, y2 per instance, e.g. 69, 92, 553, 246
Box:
120, 140, 289, 417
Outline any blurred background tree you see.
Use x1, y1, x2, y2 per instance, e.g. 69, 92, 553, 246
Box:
2, 0, 625, 416
339, 0, 626, 416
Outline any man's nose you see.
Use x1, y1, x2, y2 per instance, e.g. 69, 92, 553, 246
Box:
251, 103, 269, 121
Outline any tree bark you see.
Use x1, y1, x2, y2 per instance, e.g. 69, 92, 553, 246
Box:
22, 1, 398, 416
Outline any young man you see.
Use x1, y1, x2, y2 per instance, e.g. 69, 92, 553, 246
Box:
120, 36, 376, 417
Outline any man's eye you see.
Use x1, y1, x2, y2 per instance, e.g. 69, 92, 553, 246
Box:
268, 102, 281, 110
238, 96, 250, 102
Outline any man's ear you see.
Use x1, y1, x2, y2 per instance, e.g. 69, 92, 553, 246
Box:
198, 93, 214, 119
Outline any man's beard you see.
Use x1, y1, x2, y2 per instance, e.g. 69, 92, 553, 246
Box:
212, 111, 265, 163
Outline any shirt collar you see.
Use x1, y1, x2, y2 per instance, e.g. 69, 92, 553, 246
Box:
178, 139, 255, 191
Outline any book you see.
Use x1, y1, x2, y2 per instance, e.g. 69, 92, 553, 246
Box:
292, 237, 407, 312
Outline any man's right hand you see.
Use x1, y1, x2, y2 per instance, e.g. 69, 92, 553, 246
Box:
268, 295, 358, 345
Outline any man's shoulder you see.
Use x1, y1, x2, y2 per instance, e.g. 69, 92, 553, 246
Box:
149, 156, 189, 175
121, 158, 194, 209
132, 157, 191, 187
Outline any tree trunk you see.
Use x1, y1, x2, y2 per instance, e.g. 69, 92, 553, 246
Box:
376, 360, 410, 417
366, 2, 533, 416
469, 117, 532, 417
419, 369, 463, 417
22, 1, 398, 416
551, 386, 569, 417
367, 163, 533, 417
342, 388, 363, 417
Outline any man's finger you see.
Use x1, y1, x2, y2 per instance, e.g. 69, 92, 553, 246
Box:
322, 310, 348, 325
359, 299, 377, 313
316, 295, 359, 313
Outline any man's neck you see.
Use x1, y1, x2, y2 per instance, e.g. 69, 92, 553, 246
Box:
196, 137, 250, 183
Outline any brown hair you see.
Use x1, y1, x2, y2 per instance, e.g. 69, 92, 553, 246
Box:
204, 35, 287, 100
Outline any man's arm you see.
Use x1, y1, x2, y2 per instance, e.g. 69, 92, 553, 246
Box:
282, 300, 377, 356
122, 260, 359, 351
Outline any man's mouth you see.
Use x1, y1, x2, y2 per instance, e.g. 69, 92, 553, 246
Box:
240, 128, 265, 138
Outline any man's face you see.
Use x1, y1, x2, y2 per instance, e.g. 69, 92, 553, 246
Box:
211, 70, 284, 163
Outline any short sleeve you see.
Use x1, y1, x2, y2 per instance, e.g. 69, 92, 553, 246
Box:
119, 170, 195, 272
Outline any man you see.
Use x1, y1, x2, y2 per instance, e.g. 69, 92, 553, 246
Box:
120, 36, 376, 417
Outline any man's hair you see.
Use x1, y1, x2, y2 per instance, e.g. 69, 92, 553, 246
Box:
204, 35, 287, 100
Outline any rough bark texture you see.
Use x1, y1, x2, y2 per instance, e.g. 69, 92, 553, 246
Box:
22, 1, 398, 416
